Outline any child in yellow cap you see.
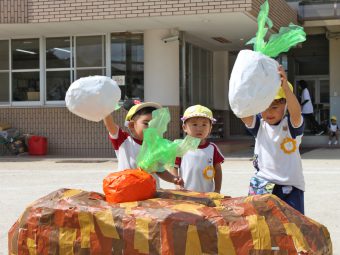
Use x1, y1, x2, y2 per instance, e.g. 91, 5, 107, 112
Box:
240, 66, 305, 214
328, 116, 339, 146
171, 105, 224, 193
103, 100, 183, 187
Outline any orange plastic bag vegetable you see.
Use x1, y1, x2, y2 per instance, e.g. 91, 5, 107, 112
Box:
103, 169, 156, 203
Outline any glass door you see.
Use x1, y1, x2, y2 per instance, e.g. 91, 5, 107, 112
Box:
295, 76, 329, 131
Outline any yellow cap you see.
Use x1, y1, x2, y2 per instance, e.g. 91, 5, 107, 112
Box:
125, 102, 162, 121
181, 105, 216, 122
275, 82, 294, 100
331, 115, 337, 121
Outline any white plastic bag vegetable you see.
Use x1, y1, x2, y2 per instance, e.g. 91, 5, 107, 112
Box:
65, 76, 121, 122
228, 50, 281, 118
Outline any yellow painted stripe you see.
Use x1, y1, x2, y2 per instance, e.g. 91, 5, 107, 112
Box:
284, 223, 309, 252
218, 226, 236, 255
78, 212, 95, 248
172, 203, 204, 216
61, 189, 83, 199
171, 190, 201, 196
247, 215, 271, 250
244, 196, 254, 203
120, 201, 138, 214
134, 217, 152, 254
94, 209, 119, 239
185, 225, 202, 255
27, 238, 37, 255
207, 192, 224, 200
59, 227, 77, 255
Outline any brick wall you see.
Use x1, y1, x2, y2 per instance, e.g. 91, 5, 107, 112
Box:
0, 106, 180, 157
26, 0, 255, 23
25, 0, 296, 28
1, 0, 297, 31
249, 0, 298, 30
0, 0, 28, 23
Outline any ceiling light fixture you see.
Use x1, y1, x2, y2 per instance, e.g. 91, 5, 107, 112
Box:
53, 48, 70, 53
16, 49, 37, 54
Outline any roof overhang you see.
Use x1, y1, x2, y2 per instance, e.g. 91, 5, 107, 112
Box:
0, 12, 259, 51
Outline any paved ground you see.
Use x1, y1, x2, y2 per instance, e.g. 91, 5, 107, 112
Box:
1, 148, 339, 254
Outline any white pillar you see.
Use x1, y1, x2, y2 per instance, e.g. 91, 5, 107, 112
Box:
144, 29, 180, 106
329, 38, 340, 120
213, 51, 229, 110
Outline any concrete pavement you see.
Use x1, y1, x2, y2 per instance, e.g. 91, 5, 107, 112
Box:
1, 148, 339, 254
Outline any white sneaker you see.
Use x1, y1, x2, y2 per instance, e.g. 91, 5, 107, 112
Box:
335, 140, 338, 145
328, 141, 332, 146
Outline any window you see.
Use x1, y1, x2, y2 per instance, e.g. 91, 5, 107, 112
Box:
183, 42, 213, 108
75, 35, 105, 79
12, 38, 40, 102
0, 33, 144, 106
46, 37, 71, 102
111, 33, 144, 100
0, 40, 9, 104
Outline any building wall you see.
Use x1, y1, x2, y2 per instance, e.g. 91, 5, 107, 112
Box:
144, 29, 180, 106
249, 0, 298, 30
1, 0, 296, 29
329, 38, 340, 121
213, 51, 229, 111
0, 106, 180, 156
0, 0, 27, 23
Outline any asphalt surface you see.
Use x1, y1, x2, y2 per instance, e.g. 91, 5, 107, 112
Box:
0, 147, 339, 254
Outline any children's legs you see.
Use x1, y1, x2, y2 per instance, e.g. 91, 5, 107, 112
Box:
329, 132, 333, 145
272, 185, 304, 214
335, 132, 339, 145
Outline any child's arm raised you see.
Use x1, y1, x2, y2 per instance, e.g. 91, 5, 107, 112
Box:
103, 114, 119, 136
279, 66, 302, 127
214, 163, 222, 193
241, 116, 255, 127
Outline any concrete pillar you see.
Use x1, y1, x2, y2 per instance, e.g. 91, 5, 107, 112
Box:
213, 51, 229, 111
329, 38, 340, 120
144, 29, 180, 106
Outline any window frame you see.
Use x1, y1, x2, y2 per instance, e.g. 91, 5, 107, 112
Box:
10, 37, 43, 107
0, 32, 144, 107
45, 36, 73, 105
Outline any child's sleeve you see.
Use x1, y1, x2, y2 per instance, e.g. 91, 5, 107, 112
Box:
246, 114, 261, 137
212, 144, 224, 165
174, 157, 181, 168
108, 128, 129, 150
288, 115, 304, 139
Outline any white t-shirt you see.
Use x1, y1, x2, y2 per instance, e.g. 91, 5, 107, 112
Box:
329, 123, 339, 132
109, 128, 161, 187
175, 142, 224, 193
247, 115, 305, 191
301, 88, 314, 114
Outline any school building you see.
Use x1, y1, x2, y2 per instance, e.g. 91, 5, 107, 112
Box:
0, 0, 339, 156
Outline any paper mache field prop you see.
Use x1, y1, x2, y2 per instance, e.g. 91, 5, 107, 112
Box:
65, 76, 121, 122
9, 188, 332, 254
229, 0, 306, 118
103, 108, 200, 203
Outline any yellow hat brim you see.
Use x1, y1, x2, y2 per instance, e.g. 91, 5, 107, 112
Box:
125, 102, 162, 121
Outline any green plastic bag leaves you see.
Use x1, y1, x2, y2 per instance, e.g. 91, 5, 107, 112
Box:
136, 108, 200, 173
148, 107, 171, 136
261, 23, 306, 57
246, 0, 306, 58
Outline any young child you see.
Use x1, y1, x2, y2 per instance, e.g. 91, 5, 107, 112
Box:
240, 66, 305, 214
103, 100, 183, 187
328, 116, 339, 146
172, 105, 224, 193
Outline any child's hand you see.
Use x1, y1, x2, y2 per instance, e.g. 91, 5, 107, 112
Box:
173, 176, 184, 188
278, 65, 289, 89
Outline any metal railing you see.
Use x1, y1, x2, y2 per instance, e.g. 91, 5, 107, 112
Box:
287, 0, 340, 20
